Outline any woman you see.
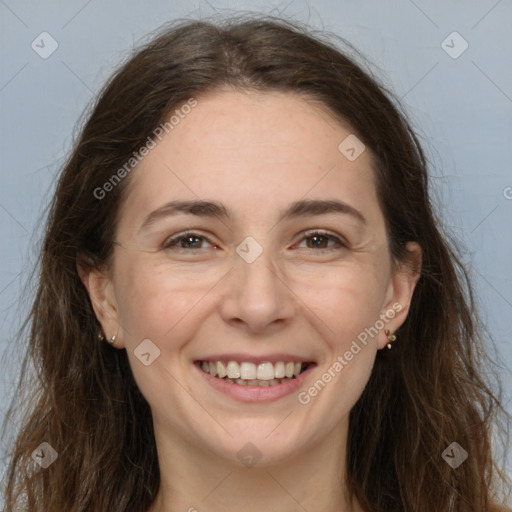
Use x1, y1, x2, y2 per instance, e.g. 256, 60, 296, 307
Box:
2, 15, 510, 511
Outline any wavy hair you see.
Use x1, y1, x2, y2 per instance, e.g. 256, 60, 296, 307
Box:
2, 14, 510, 511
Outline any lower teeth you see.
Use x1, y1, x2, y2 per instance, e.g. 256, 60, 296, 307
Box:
223, 377, 294, 387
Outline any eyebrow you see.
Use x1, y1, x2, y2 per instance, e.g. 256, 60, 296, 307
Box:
138, 198, 367, 233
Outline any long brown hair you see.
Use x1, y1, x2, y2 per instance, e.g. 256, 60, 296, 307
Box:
2, 15, 510, 511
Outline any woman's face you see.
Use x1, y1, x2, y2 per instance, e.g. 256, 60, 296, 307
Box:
88, 90, 420, 467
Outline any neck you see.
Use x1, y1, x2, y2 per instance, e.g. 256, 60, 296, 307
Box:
148, 416, 363, 512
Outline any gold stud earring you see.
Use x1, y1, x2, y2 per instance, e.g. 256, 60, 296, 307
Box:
385, 329, 396, 349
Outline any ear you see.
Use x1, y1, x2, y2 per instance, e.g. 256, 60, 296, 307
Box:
377, 241, 422, 350
77, 257, 125, 348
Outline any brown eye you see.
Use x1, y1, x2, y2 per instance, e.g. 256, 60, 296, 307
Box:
163, 232, 213, 250
295, 231, 348, 251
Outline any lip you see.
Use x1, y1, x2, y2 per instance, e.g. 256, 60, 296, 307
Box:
195, 353, 313, 364
194, 360, 317, 403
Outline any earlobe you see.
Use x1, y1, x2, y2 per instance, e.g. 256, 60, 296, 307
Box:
76, 258, 123, 347
378, 241, 422, 350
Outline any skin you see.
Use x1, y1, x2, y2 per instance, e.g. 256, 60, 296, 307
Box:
80, 89, 421, 512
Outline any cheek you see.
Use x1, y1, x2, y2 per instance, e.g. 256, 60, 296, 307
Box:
294, 263, 383, 424
112, 256, 211, 341
113, 246, 390, 349
112, 259, 207, 408
291, 258, 389, 344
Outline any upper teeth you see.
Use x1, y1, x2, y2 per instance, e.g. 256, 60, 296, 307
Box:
201, 361, 304, 380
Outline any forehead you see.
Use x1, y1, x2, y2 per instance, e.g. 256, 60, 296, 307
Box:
161, 89, 366, 165
118, 90, 379, 229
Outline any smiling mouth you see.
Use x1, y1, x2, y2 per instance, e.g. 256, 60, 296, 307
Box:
198, 360, 313, 387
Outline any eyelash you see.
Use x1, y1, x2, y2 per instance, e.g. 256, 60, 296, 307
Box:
162, 230, 348, 252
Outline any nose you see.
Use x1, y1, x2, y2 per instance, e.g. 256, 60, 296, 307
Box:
218, 246, 296, 334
